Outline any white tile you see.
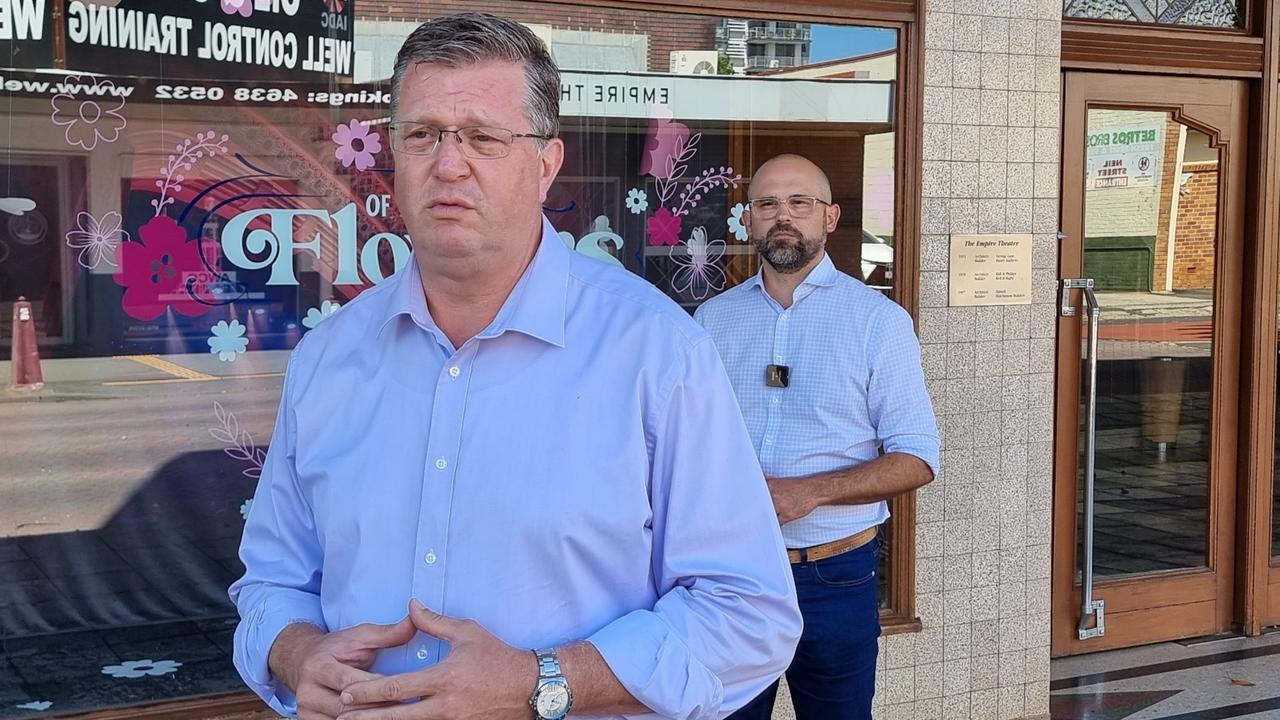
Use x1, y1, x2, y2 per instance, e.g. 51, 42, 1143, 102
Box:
922, 271, 950, 308
944, 658, 973, 697
954, 51, 982, 89
979, 125, 1009, 162
1006, 163, 1034, 199
972, 688, 998, 720
1035, 55, 1059, 93
924, 198, 952, 235
981, 53, 1009, 90
951, 198, 980, 234
1025, 681, 1050, 717
1001, 338, 1030, 375
919, 521, 946, 559
953, 161, 980, 198
953, 88, 982, 126
1036, 18, 1061, 57
1008, 126, 1036, 162
1002, 304, 1031, 339
978, 198, 1006, 233
944, 588, 974, 626
998, 650, 1026, 686
974, 549, 1001, 589
1036, 91, 1061, 129
927, 12, 956, 50
1008, 18, 1037, 55
972, 653, 1000, 690
979, 161, 1007, 198
885, 667, 917, 705
998, 685, 1023, 719
955, 14, 984, 52
917, 662, 946, 700
948, 305, 979, 342
924, 160, 954, 199
980, 89, 1009, 126
975, 306, 1003, 341
1034, 161, 1059, 199
926, 48, 956, 88
1033, 128, 1058, 164
926, 87, 955, 124
982, 16, 1010, 53
945, 621, 973, 660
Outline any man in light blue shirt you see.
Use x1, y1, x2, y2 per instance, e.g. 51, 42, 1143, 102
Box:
229, 14, 800, 720
696, 155, 940, 720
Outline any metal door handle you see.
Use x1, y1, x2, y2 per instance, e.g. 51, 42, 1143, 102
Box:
1061, 278, 1105, 639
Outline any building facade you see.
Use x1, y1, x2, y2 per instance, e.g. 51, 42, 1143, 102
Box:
1, 0, 1279, 719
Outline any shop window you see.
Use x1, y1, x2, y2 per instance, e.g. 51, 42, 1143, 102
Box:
0, 2, 903, 715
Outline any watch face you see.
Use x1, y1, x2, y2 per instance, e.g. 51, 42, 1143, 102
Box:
536, 681, 571, 718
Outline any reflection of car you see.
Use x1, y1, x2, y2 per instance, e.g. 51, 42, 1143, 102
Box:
862, 229, 894, 286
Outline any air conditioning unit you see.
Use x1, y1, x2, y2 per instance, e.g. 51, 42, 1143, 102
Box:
669, 50, 719, 75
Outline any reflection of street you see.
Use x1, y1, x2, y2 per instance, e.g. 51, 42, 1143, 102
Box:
1092, 290, 1214, 360
1, 352, 287, 718
2, 352, 286, 534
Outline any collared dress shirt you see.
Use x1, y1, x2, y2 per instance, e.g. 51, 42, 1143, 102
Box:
694, 254, 940, 549
229, 217, 801, 720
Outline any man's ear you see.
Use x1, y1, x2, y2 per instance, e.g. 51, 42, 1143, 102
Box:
825, 202, 842, 234
537, 138, 565, 202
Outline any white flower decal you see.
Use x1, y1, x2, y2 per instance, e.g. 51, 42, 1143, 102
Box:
727, 203, 748, 242
66, 211, 128, 269
670, 226, 727, 301
15, 701, 52, 711
625, 188, 649, 215
207, 320, 248, 362
239, 498, 254, 520
50, 75, 127, 150
101, 659, 183, 678
302, 300, 341, 329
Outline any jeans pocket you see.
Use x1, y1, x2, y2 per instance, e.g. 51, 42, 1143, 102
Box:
811, 546, 878, 588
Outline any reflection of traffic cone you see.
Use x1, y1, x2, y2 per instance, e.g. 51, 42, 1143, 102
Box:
9, 297, 44, 390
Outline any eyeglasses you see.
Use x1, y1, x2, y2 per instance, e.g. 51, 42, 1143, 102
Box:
388, 122, 552, 159
747, 196, 833, 219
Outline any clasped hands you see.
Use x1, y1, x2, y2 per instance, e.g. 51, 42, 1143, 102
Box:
277, 598, 538, 720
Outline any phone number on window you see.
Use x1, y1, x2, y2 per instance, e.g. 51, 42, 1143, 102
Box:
153, 85, 301, 103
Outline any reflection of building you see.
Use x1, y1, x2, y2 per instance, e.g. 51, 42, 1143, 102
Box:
715, 19, 811, 74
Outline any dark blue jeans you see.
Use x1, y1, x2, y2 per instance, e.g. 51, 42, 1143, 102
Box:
728, 537, 881, 720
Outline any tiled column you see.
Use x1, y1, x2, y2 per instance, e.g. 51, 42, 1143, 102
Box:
874, 1, 1061, 718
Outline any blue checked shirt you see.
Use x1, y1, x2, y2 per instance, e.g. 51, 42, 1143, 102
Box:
230, 217, 801, 719
695, 254, 940, 548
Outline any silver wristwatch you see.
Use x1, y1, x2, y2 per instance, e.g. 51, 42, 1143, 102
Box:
529, 648, 573, 720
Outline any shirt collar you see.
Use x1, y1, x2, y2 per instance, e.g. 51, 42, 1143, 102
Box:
743, 252, 839, 294
377, 216, 568, 348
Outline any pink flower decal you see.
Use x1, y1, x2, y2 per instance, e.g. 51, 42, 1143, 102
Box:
647, 207, 682, 247
50, 76, 127, 151
113, 216, 209, 321
641, 106, 690, 179
332, 119, 382, 171
221, 0, 253, 17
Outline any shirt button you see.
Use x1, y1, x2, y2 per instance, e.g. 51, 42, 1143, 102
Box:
416, 648, 429, 660
448, 366, 460, 378
772, 397, 780, 404
765, 437, 775, 444
435, 458, 447, 470
424, 551, 438, 565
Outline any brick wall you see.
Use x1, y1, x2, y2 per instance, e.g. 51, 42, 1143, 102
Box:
357, 2, 716, 72
1170, 161, 1218, 290
1152, 118, 1184, 292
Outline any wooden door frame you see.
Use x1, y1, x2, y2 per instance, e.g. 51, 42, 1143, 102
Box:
1052, 72, 1248, 656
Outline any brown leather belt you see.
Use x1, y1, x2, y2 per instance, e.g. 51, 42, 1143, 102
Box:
787, 525, 879, 564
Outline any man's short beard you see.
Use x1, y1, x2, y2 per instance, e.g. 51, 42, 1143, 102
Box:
753, 223, 823, 273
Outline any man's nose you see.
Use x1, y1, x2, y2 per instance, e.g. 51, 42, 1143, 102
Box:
431, 134, 471, 180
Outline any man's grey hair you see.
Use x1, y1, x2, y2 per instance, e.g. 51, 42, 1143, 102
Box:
390, 12, 561, 139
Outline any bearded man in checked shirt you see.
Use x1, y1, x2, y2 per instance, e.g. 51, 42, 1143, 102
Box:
229, 14, 800, 720
696, 154, 941, 720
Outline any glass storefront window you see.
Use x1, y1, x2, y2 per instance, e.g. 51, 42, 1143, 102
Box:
2, 2, 899, 715
1063, 0, 1244, 29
